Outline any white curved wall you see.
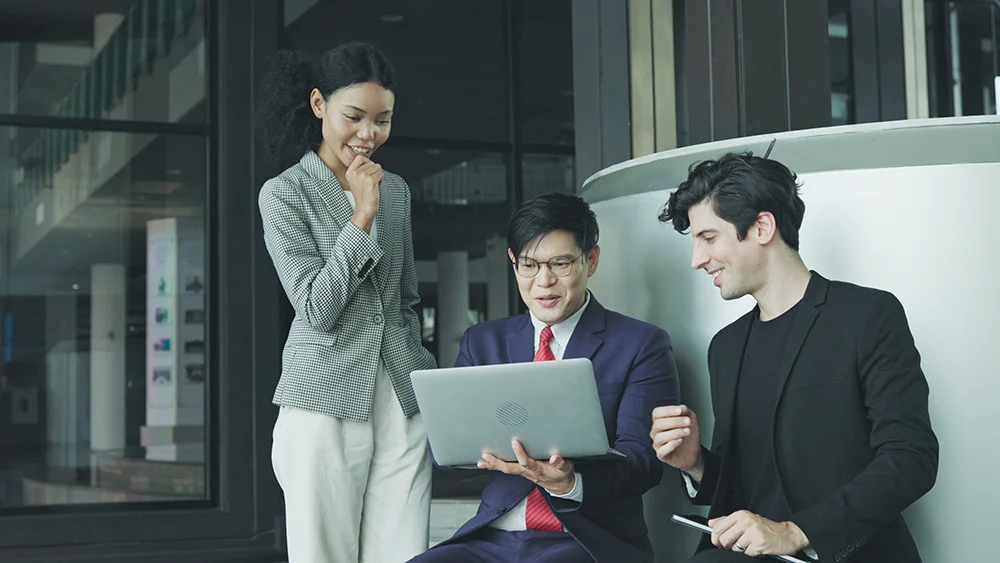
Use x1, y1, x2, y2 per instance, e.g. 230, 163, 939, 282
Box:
589, 162, 999, 563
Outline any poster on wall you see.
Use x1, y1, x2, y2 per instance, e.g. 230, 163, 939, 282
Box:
145, 218, 205, 461
147, 219, 178, 414
146, 219, 205, 420
178, 227, 205, 389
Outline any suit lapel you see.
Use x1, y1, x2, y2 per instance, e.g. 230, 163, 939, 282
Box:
774, 272, 829, 405
715, 310, 754, 454
302, 152, 391, 293
505, 314, 534, 364
563, 295, 605, 361
711, 274, 828, 507
301, 152, 355, 229
506, 295, 606, 364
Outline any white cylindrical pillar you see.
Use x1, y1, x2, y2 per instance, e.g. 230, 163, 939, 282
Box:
485, 235, 510, 321
90, 264, 126, 473
436, 252, 469, 368
45, 295, 79, 469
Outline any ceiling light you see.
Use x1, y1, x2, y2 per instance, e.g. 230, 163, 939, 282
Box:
380, 13, 403, 23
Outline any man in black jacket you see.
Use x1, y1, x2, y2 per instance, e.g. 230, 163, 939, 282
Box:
651, 153, 938, 563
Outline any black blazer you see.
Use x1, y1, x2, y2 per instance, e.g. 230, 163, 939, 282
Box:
690, 272, 938, 563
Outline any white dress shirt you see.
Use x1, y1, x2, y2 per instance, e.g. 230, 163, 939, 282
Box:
490, 293, 590, 532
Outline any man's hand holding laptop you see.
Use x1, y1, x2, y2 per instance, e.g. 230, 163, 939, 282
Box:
477, 439, 577, 495
405, 193, 681, 563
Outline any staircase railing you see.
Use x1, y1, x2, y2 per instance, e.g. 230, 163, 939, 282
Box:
12, 0, 201, 218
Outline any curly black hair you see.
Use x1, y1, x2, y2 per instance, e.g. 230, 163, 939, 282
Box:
257, 42, 398, 170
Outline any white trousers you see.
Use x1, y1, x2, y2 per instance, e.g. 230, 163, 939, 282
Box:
272, 360, 432, 563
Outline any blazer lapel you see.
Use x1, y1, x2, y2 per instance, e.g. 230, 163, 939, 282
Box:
714, 310, 754, 454
301, 152, 355, 228
302, 152, 390, 292
505, 294, 606, 364
563, 295, 605, 361
505, 314, 534, 364
774, 272, 829, 405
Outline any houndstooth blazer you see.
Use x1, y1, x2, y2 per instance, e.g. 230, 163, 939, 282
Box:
258, 151, 437, 422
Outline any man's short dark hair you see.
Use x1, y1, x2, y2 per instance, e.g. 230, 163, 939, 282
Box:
507, 193, 599, 259
658, 152, 806, 250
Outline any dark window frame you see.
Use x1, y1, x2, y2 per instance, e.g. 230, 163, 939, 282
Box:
0, 1, 284, 560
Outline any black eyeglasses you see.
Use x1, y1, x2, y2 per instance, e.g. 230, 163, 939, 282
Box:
512, 253, 584, 278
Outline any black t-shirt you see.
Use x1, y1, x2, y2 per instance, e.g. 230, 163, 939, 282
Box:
732, 301, 801, 520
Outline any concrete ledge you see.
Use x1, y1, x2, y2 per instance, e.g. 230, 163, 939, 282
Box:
429, 498, 479, 546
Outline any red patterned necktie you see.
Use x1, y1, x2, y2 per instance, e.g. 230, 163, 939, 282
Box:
525, 325, 563, 533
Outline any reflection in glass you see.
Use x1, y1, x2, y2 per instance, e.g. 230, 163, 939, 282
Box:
925, 1, 1000, 117
996, 6, 1000, 115
0, 127, 207, 508
373, 145, 509, 343
517, 0, 575, 146
371, 147, 510, 499
828, 1, 855, 125
410, 153, 507, 206
523, 154, 575, 200
0, 0, 207, 124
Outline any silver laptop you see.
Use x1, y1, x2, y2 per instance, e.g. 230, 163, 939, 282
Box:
411, 357, 626, 467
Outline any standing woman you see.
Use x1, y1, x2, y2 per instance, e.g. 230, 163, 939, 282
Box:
257, 42, 436, 563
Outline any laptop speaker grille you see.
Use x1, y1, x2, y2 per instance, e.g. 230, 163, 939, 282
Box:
495, 402, 528, 427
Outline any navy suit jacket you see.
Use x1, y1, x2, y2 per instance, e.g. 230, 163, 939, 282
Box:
437, 296, 680, 563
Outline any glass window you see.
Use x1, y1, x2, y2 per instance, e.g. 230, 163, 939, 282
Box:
371, 145, 512, 501
281, 0, 509, 143
517, 0, 575, 147
828, 0, 855, 125
382, 150, 509, 207
374, 144, 510, 348
925, 0, 1000, 117
925, 1, 949, 116
522, 154, 575, 200
0, 126, 208, 509
0, 0, 207, 124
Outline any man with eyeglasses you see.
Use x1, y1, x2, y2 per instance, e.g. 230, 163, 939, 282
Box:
409, 193, 680, 563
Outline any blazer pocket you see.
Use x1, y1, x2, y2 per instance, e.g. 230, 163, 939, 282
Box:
280, 345, 298, 374
286, 327, 339, 347
785, 377, 846, 391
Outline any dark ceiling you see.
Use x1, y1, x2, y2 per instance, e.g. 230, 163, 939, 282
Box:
0, 0, 136, 42
0, 0, 135, 16
281, 0, 575, 149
